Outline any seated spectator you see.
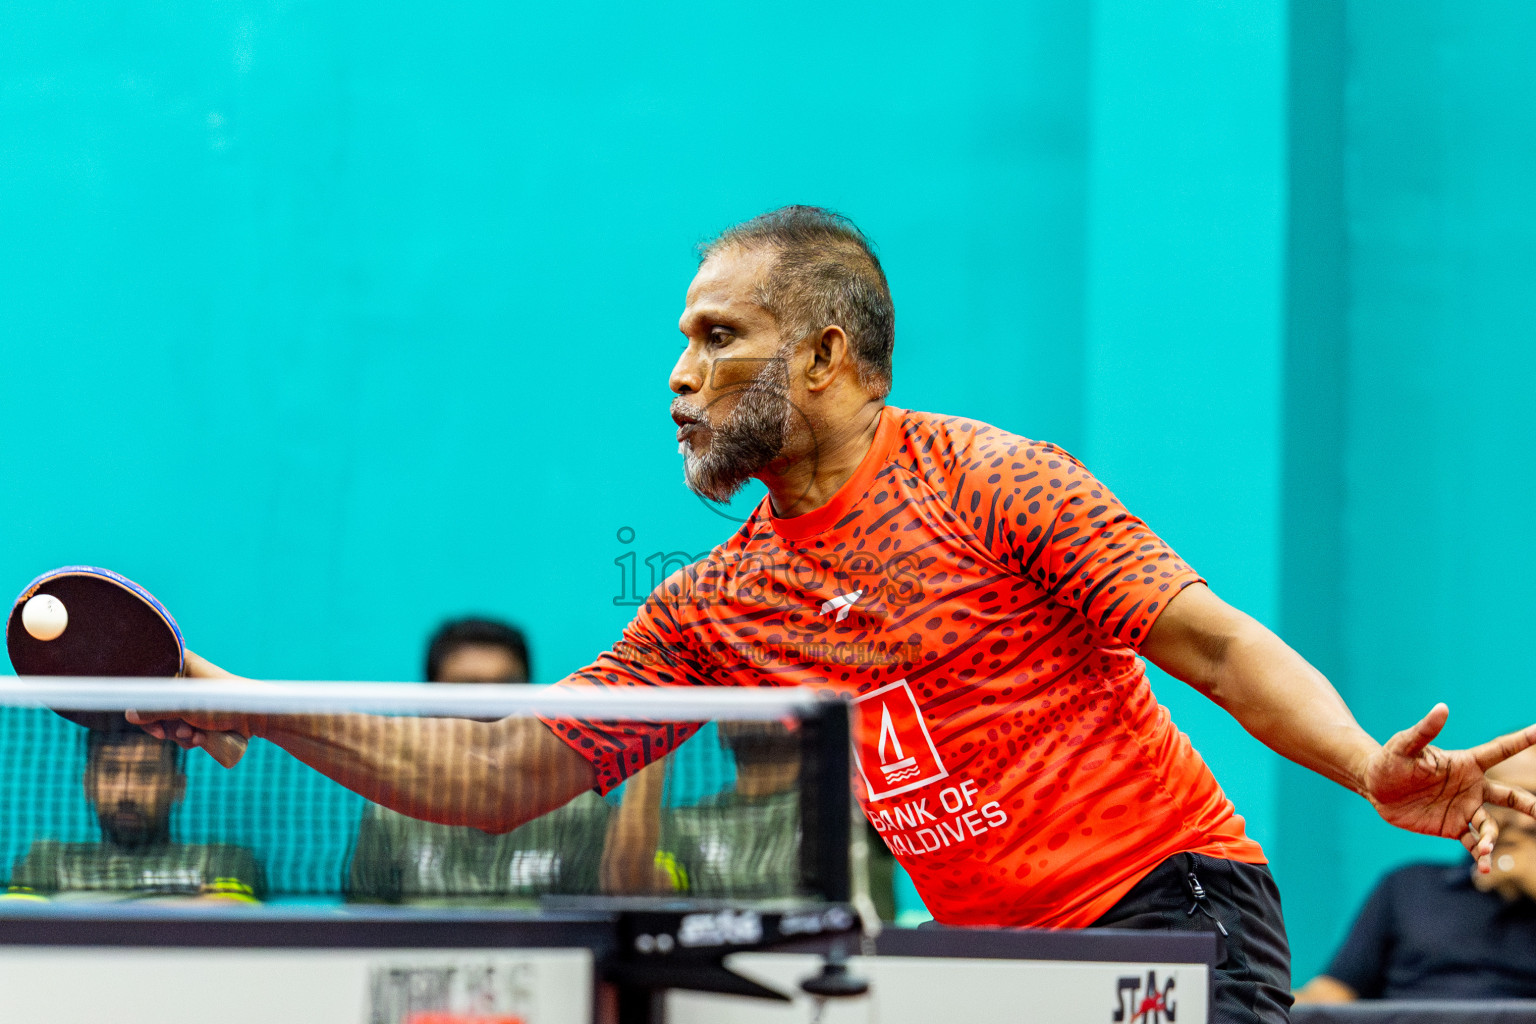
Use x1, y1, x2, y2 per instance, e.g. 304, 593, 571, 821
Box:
664, 720, 802, 898
3, 726, 263, 902
604, 720, 803, 899
1295, 746, 1536, 1002
347, 617, 611, 903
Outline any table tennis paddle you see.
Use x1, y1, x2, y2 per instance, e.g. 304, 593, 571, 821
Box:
5, 566, 247, 768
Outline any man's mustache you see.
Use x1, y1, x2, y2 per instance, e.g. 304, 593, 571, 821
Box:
671, 397, 709, 426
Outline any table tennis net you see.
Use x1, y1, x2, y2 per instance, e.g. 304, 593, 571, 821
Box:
0, 682, 849, 908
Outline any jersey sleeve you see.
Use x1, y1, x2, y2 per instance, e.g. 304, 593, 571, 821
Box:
541, 576, 717, 795
1322, 872, 1397, 998
942, 426, 1203, 650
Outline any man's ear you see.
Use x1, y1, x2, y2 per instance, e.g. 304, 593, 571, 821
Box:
804, 325, 850, 393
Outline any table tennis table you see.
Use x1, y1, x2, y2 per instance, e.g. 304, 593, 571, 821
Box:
0, 901, 1224, 1024
1290, 1004, 1536, 1024
0, 898, 862, 1024
0, 689, 1222, 1023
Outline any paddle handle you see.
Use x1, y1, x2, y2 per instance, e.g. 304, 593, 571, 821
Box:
201, 730, 248, 768
175, 658, 249, 768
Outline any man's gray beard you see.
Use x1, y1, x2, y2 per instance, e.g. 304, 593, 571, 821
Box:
683, 376, 792, 504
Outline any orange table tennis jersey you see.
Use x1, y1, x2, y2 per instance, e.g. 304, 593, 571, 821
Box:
547, 407, 1264, 928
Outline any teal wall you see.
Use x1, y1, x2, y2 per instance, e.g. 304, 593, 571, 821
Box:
1277, 0, 1353, 981
0, 0, 1093, 684
3, 0, 1534, 979
1323, 0, 1536, 979
1084, 0, 1287, 858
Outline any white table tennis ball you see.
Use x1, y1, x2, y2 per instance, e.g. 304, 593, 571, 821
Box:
1499, 854, 1516, 873
21, 594, 68, 642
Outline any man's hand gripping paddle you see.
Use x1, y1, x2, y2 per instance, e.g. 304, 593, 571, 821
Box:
5, 567, 247, 768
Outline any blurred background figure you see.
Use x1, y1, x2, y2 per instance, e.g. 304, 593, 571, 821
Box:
348, 616, 611, 903
425, 617, 532, 685
594, 721, 803, 899
663, 721, 803, 898
1295, 746, 1536, 1003
3, 727, 263, 902
596, 720, 908, 910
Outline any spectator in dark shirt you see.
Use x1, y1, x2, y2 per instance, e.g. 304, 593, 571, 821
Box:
1296, 746, 1536, 1002
3, 727, 263, 902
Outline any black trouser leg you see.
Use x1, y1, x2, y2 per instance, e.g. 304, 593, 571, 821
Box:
1090, 853, 1293, 1024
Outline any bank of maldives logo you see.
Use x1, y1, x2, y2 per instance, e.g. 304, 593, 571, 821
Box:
851, 679, 948, 801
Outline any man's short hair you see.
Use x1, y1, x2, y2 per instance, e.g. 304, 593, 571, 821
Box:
84, 726, 184, 773
424, 617, 531, 682
700, 206, 895, 398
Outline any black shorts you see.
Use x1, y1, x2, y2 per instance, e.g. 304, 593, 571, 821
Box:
1090, 852, 1293, 1024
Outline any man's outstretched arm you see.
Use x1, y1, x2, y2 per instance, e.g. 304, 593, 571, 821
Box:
128, 653, 596, 834
1142, 582, 1536, 872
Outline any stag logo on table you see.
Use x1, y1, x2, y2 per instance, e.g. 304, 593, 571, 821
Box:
1112, 970, 1176, 1024
852, 679, 948, 801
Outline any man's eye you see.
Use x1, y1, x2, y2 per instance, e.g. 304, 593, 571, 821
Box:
709, 329, 734, 346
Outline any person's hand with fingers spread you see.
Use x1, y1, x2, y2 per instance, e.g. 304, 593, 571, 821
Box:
1360, 707, 1536, 874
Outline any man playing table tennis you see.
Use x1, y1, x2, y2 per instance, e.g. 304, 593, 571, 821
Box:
135, 207, 1536, 1023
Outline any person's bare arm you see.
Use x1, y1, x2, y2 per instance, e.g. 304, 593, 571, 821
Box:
1141, 583, 1378, 789
128, 652, 596, 834
1292, 976, 1357, 1004
1142, 583, 1536, 870
599, 759, 674, 894
256, 711, 595, 833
